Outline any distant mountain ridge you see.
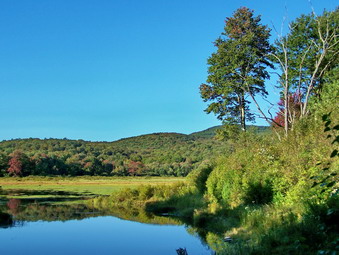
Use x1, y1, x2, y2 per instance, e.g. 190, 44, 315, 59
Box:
188, 126, 222, 139
1, 124, 269, 144
189, 125, 269, 139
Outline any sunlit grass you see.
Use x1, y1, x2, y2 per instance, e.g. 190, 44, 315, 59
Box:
0, 176, 185, 196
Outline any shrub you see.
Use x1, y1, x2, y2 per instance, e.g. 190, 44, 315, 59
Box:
188, 161, 214, 193
244, 181, 273, 205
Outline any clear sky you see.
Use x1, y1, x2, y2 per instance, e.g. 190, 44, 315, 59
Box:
0, 0, 337, 141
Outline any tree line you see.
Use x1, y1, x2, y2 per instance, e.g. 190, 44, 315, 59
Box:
0, 132, 230, 177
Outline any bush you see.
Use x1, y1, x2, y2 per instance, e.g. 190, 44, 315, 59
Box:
188, 161, 214, 193
138, 185, 155, 200
244, 181, 273, 205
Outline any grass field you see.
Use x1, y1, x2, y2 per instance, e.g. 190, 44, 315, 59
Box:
0, 176, 185, 196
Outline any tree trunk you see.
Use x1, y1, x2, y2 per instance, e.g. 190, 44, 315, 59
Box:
284, 86, 289, 136
240, 94, 246, 132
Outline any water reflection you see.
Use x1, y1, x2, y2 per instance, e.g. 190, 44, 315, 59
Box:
7, 198, 21, 215
0, 212, 13, 228
0, 190, 214, 254
0, 188, 95, 203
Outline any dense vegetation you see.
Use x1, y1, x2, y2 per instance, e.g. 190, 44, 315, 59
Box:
0, 6, 337, 255
91, 7, 338, 254
0, 127, 223, 177
93, 82, 338, 253
0, 125, 269, 177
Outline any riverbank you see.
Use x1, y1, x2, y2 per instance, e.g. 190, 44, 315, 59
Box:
88, 102, 338, 254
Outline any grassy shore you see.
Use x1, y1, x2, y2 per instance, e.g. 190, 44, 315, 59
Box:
0, 176, 185, 196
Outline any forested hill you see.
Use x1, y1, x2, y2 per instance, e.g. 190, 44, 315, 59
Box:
0, 125, 269, 177
0, 126, 221, 177
189, 125, 269, 139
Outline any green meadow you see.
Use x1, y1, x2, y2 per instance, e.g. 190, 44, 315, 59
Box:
0, 176, 185, 197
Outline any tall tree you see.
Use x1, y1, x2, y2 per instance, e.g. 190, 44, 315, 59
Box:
200, 7, 273, 132
272, 8, 338, 135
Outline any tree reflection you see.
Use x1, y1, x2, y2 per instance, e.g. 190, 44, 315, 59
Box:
7, 198, 21, 215
0, 212, 13, 228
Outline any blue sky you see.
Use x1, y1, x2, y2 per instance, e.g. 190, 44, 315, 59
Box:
0, 0, 337, 141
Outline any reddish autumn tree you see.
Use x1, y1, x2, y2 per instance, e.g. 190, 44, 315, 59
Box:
7, 151, 32, 176
127, 161, 144, 176
8, 151, 23, 176
273, 93, 303, 130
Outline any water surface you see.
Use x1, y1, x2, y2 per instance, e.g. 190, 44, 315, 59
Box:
0, 190, 211, 255
1, 216, 210, 255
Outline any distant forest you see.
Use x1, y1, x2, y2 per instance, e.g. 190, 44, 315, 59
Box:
0, 126, 268, 177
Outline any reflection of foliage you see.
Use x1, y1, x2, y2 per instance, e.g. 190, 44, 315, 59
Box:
88, 201, 181, 226
0, 212, 13, 228
0, 190, 104, 222
6, 201, 104, 222
1, 190, 182, 226
87, 184, 188, 225
7, 199, 21, 215
176, 248, 188, 255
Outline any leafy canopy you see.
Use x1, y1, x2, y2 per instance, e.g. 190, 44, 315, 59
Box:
200, 7, 273, 131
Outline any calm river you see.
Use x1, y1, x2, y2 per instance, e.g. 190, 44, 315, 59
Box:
0, 190, 212, 255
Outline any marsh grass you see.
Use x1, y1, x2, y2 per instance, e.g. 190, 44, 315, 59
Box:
0, 176, 184, 196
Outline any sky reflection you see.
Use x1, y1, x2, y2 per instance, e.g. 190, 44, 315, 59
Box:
0, 216, 211, 255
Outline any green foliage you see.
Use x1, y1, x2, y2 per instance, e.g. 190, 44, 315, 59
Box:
0, 128, 229, 177
200, 7, 273, 131
187, 161, 214, 194
272, 8, 338, 133
0, 7, 337, 254
243, 181, 273, 205
310, 112, 338, 196
205, 132, 280, 208
88, 181, 204, 221
222, 204, 333, 255
309, 80, 339, 118
215, 124, 241, 141
0, 126, 269, 178
189, 125, 222, 139
54, 82, 335, 254
68, 8, 339, 254
276, 9, 338, 93
0, 153, 9, 177
132, 76, 337, 253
